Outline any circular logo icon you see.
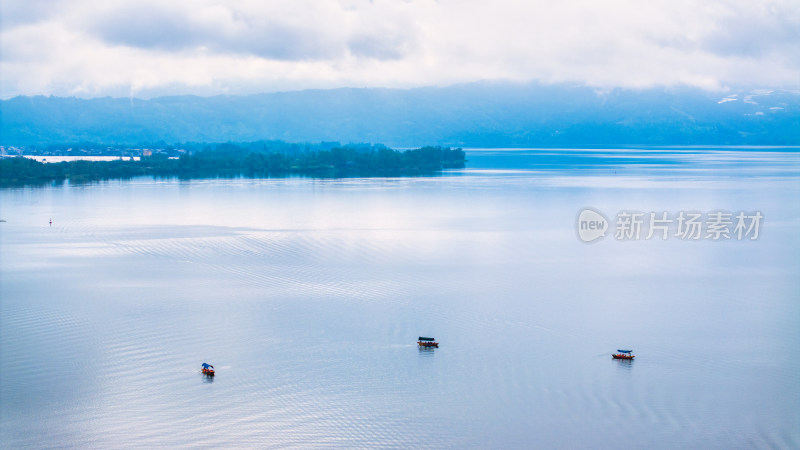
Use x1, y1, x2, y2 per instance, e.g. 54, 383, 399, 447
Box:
577, 208, 608, 243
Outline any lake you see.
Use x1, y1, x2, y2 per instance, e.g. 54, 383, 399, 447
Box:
1, 148, 798, 448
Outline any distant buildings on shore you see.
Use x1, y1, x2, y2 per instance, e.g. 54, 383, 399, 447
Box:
0, 146, 186, 161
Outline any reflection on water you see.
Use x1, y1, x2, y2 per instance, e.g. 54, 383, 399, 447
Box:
0, 148, 798, 448
613, 358, 635, 371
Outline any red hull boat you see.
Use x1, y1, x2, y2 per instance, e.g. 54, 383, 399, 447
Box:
612, 349, 634, 360
418, 337, 439, 348
202, 362, 215, 376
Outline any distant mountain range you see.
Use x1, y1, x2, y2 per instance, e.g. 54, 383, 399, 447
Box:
2, 83, 798, 147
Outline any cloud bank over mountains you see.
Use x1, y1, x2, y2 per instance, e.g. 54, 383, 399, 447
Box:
2, 0, 799, 98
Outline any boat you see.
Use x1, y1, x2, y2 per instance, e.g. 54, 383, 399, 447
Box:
201, 362, 215, 375
612, 349, 634, 360
418, 337, 439, 348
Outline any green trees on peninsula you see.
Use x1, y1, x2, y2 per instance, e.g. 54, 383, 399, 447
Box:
0, 144, 466, 186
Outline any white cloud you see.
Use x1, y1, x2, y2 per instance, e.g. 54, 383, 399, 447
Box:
1, 0, 799, 98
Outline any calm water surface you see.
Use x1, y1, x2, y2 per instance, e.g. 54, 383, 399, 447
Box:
1, 148, 799, 448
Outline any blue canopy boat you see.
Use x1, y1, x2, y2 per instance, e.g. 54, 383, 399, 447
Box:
418, 337, 439, 348
612, 349, 634, 360
201, 362, 215, 375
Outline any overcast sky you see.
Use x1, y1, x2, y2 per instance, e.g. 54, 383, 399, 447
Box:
2, 0, 799, 98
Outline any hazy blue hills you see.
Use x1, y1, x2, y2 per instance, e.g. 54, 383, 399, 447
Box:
2, 83, 798, 147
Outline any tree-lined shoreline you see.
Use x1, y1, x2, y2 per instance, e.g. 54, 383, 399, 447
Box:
0, 144, 466, 187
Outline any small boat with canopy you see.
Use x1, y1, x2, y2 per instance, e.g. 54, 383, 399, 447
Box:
612, 349, 634, 360
201, 362, 215, 375
418, 337, 439, 348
